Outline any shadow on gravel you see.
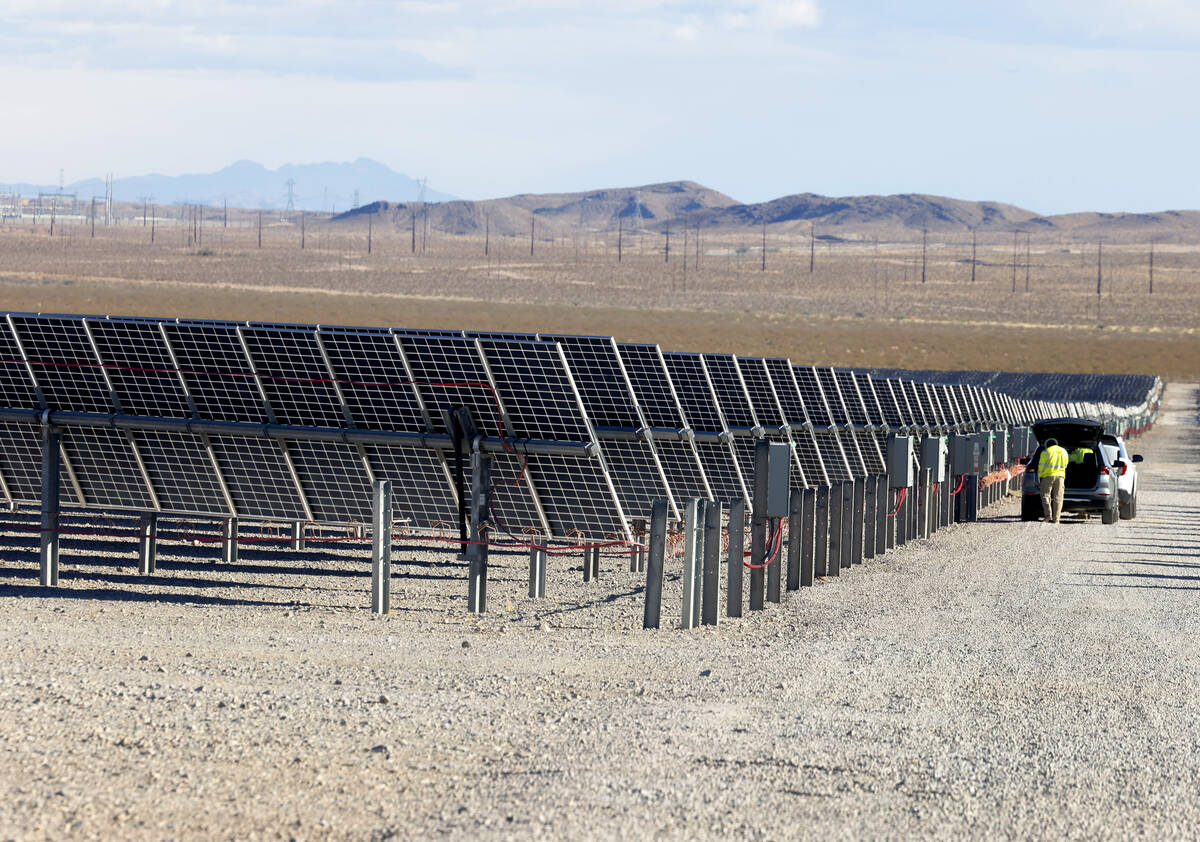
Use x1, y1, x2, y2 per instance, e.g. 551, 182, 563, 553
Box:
1071, 571, 1200, 586
0, 581, 299, 607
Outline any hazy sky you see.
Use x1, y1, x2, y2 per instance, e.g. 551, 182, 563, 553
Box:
2, 0, 1198, 213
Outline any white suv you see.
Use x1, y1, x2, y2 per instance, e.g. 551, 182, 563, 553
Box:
1100, 433, 1143, 519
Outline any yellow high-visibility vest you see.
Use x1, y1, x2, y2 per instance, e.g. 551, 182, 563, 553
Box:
1069, 447, 1094, 464
1039, 445, 1069, 478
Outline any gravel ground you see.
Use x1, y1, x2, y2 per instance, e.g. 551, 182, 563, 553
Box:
1, 384, 1196, 841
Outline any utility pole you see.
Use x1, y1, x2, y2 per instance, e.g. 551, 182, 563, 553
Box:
1025, 232, 1031, 292
683, 216, 688, 275
257, 211, 262, 248
971, 230, 977, 283
761, 217, 766, 272
921, 227, 927, 284
150, 207, 155, 244
664, 220, 670, 263
695, 218, 701, 269
809, 222, 815, 272
367, 213, 373, 255
617, 215, 622, 263
530, 213, 535, 257
484, 213, 489, 257
90, 197, 96, 238
1149, 240, 1155, 295
301, 212, 306, 249
1011, 231, 1018, 293
1097, 242, 1103, 324
223, 197, 228, 228
411, 207, 416, 253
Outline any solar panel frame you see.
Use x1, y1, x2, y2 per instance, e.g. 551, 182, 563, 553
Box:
0, 315, 43, 410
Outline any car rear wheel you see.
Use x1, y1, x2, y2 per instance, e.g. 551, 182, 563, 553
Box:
1120, 495, 1137, 520
1102, 501, 1119, 524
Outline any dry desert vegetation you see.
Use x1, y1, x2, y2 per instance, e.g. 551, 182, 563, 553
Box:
0, 209, 1196, 379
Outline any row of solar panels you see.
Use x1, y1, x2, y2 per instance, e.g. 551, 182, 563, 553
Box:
862, 368, 1163, 414
0, 312, 1154, 540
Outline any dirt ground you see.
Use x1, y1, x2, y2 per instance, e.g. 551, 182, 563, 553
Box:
0, 385, 1194, 840
0, 221, 1196, 380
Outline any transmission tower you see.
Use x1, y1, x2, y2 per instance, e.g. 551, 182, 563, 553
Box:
285, 178, 297, 214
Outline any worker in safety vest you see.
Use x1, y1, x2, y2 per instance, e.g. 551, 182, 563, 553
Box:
1069, 446, 1094, 464
1038, 437, 1069, 523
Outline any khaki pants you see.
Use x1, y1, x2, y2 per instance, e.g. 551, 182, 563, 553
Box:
1040, 475, 1065, 523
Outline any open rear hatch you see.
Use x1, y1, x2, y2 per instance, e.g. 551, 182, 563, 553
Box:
1033, 418, 1106, 490
1032, 418, 1104, 450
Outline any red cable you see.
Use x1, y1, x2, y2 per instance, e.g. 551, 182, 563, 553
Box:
949, 475, 965, 496
744, 520, 783, 570
886, 487, 907, 517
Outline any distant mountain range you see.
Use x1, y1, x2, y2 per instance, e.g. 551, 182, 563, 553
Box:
3, 158, 455, 211
337, 181, 1200, 242
6, 158, 1195, 240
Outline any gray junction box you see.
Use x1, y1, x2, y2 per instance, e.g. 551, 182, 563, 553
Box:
992, 429, 1010, 465
950, 434, 982, 476
887, 436, 915, 488
975, 432, 995, 468
921, 436, 949, 482
763, 441, 791, 518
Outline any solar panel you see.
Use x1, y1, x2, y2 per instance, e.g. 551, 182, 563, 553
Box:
542, 334, 676, 521
164, 323, 269, 423
0, 316, 43, 409
9, 315, 113, 413
760, 359, 826, 488
318, 329, 427, 432
89, 319, 192, 418
241, 327, 347, 428
61, 427, 154, 510
209, 436, 309, 520
805, 370, 854, 482
0, 422, 76, 505
735, 357, 811, 490
662, 352, 749, 503
616, 342, 711, 502
133, 430, 230, 516
792, 367, 834, 427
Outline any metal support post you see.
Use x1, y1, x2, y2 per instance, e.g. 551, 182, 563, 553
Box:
750, 440, 769, 610
39, 423, 61, 587
814, 485, 830, 577
800, 489, 816, 586
290, 521, 305, 550
701, 499, 721, 626
941, 476, 953, 529
726, 497, 745, 618
918, 469, 931, 539
875, 476, 888, 557
851, 479, 865, 564
222, 517, 238, 564
681, 498, 702, 629
585, 546, 600, 581
840, 481, 855, 568
370, 479, 392, 615
466, 450, 491, 614
786, 489, 803, 591
528, 546, 546, 599
642, 500, 669, 630
863, 477, 877, 560
630, 518, 646, 572
137, 513, 158, 575
895, 485, 907, 546
827, 483, 842, 577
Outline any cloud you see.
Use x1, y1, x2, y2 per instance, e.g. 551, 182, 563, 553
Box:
761, 0, 820, 28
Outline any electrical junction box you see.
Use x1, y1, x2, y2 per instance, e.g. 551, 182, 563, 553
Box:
1013, 426, 1031, 458
764, 441, 791, 518
992, 429, 1010, 465
950, 434, 981, 476
887, 435, 915, 488
920, 436, 948, 482
975, 432, 995, 468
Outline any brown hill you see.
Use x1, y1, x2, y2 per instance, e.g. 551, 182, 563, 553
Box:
336, 183, 1200, 242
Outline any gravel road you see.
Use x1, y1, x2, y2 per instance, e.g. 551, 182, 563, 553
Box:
1, 384, 1196, 841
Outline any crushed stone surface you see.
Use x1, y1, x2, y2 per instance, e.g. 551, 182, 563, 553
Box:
1, 385, 1196, 841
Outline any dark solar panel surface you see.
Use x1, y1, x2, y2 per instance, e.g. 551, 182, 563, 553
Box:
702, 354, 756, 428
662, 353, 726, 432
0, 318, 42, 409
793, 367, 834, 427
10, 315, 113, 413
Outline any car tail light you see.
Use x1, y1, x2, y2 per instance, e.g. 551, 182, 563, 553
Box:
1100, 466, 1110, 475
1120, 463, 1128, 476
